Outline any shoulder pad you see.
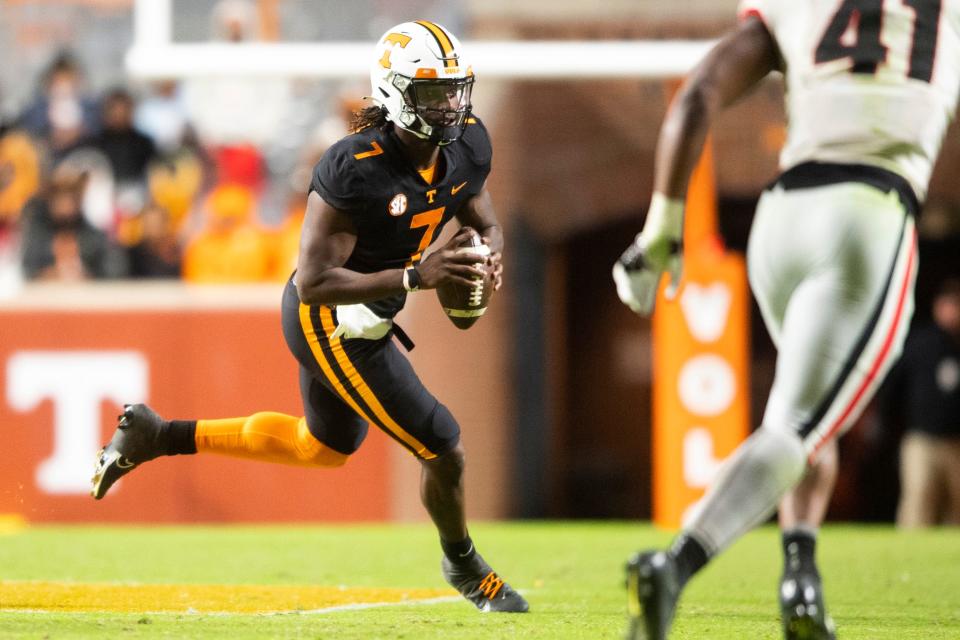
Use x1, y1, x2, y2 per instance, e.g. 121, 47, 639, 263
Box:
310, 132, 382, 211
459, 115, 492, 168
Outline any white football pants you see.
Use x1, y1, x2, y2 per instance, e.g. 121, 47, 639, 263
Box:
684, 180, 917, 554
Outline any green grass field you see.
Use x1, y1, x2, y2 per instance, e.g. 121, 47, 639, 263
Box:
1, 522, 958, 639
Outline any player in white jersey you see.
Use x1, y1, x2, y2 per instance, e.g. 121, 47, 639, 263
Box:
612, 1, 960, 639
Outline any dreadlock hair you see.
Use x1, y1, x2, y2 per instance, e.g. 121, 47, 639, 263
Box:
350, 105, 388, 133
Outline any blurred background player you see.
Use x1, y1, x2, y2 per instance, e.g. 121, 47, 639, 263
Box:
880, 277, 960, 528
91, 20, 527, 615
612, 0, 960, 639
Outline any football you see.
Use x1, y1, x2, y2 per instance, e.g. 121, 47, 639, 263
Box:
436, 229, 495, 330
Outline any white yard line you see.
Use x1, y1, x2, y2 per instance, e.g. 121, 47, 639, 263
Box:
285, 594, 464, 615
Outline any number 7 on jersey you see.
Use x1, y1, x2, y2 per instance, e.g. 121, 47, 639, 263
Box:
407, 206, 445, 266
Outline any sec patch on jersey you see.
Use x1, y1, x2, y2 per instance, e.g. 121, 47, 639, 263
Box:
436, 229, 494, 330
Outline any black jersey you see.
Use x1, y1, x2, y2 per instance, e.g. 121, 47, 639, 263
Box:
309, 117, 492, 318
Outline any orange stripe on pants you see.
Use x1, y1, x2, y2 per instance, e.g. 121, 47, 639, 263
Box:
317, 307, 436, 459
298, 303, 381, 427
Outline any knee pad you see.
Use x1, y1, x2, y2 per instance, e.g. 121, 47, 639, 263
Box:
296, 417, 350, 467
424, 403, 461, 458
303, 447, 350, 467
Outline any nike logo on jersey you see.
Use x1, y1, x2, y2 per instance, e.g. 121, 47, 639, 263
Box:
451, 181, 468, 195
116, 457, 136, 469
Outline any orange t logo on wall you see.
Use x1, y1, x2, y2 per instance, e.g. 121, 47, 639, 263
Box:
651, 140, 750, 529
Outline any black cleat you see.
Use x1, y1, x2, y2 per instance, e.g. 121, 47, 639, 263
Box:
441, 553, 529, 613
779, 571, 836, 640
625, 551, 680, 640
91, 404, 168, 500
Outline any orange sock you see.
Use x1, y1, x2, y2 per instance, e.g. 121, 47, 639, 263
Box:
195, 412, 348, 467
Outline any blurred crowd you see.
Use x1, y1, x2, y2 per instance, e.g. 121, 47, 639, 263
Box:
0, 43, 349, 293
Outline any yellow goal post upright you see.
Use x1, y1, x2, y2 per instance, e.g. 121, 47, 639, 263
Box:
126, 0, 745, 528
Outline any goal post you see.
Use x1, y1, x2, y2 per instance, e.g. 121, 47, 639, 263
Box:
127, 0, 715, 80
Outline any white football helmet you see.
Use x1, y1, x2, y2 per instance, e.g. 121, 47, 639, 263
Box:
370, 20, 474, 145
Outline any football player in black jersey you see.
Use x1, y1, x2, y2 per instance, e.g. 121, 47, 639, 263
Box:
91, 21, 528, 614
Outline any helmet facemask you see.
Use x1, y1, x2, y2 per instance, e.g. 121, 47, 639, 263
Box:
389, 73, 474, 146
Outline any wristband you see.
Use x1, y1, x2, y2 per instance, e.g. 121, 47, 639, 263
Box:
639, 192, 685, 243
403, 267, 422, 292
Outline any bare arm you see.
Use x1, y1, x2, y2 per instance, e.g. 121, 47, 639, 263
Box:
456, 185, 504, 289
295, 191, 486, 305
295, 191, 403, 305
613, 18, 780, 315
655, 16, 780, 199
